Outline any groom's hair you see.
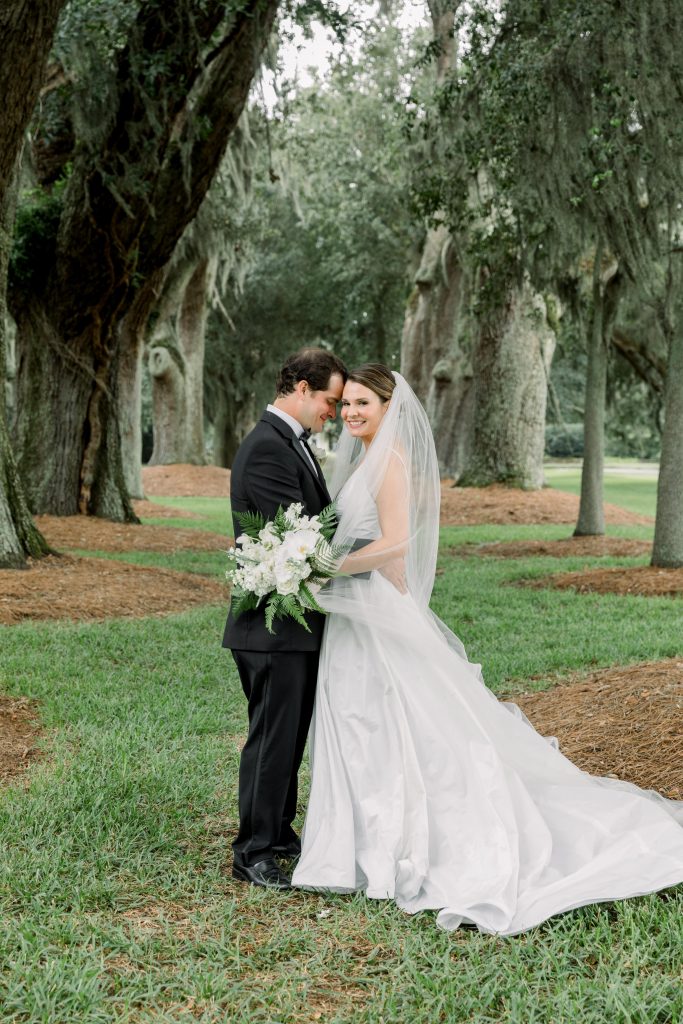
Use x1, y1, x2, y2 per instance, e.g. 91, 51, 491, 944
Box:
276, 347, 348, 396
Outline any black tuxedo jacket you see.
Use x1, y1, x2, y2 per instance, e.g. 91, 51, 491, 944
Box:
222, 410, 333, 652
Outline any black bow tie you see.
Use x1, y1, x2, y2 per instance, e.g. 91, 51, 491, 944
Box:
300, 429, 312, 442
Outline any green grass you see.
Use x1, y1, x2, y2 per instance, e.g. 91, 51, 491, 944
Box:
68, 548, 227, 578
141, 497, 231, 536
544, 468, 658, 518
1, 496, 681, 1023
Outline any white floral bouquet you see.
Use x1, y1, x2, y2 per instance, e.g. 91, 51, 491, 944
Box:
226, 502, 342, 633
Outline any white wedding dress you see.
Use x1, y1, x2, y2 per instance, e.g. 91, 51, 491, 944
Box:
291, 374, 683, 935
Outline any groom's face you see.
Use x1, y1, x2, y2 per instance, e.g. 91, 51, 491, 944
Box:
298, 373, 344, 433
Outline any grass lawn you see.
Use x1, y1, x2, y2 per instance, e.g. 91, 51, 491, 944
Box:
544, 467, 658, 519
1, 495, 681, 1023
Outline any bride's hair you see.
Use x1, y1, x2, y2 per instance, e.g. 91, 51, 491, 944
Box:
347, 363, 396, 403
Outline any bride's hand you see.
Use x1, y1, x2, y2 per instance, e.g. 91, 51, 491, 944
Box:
379, 557, 407, 594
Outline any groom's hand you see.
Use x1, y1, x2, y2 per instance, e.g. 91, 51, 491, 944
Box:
379, 558, 407, 594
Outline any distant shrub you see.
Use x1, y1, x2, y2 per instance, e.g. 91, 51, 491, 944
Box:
545, 423, 584, 458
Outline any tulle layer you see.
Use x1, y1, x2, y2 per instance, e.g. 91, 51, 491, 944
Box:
292, 574, 683, 936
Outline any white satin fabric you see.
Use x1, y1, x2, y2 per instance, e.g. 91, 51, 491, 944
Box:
292, 379, 683, 935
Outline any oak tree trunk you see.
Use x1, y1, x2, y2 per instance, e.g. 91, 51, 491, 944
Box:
9, 0, 278, 520
176, 256, 216, 464
213, 388, 256, 467
401, 2, 473, 476
459, 280, 557, 489
148, 344, 187, 465
401, 226, 474, 476
575, 251, 622, 536
0, 0, 65, 561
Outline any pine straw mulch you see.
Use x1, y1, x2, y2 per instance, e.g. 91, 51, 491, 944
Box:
142, 464, 230, 498
0, 554, 227, 626
448, 536, 652, 560
35, 515, 227, 555
439, 482, 651, 527
517, 564, 683, 598
140, 463, 651, 529
511, 660, 683, 799
131, 500, 200, 519
0, 696, 45, 786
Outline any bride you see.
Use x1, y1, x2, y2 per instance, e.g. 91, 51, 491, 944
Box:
291, 363, 683, 935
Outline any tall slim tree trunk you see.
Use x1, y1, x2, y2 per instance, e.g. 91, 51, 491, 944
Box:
118, 320, 146, 500
651, 248, 683, 567
459, 280, 557, 489
574, 247, 621, 536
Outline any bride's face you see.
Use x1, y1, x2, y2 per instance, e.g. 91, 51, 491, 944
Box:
341, 381, 388, 445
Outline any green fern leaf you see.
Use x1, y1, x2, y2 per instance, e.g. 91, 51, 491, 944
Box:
234, 509, 266, 539
318, 502, 339, 540
299, 583, 326, 615
281, 594, 311, 631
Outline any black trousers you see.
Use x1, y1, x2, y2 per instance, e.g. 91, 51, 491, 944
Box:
231, 649, 319, 866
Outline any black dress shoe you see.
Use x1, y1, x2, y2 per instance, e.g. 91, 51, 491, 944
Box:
232, 857, 291, 890
272, 840, 302, 860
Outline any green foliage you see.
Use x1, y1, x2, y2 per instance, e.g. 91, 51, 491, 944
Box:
233, 507, 267, 540
204, 16, 424, 437
545, 423, 584, 459
264, 590, 311, 631
8, 188, 64, 292
413, 0, 683, 306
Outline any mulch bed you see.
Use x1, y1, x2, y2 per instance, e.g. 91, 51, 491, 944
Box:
518, 564, 683, 597
449, 537, 652, 559
0, 697, 44, 785
35, 515, 227, 555
132, 500, 200, 520
0, 555, 227, 625
513, 660, 683, 799
142, 464, 230, 498
439, 482, 651, 527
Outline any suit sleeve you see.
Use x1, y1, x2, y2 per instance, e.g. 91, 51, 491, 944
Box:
243, 440, 307, 519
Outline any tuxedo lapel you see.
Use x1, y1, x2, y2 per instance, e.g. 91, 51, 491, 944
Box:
260, 411, 332, 504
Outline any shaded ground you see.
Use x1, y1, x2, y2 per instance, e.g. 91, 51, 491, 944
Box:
513, 660, 683, 799
0, 697, 44, 785
439, 482, 651, 527
449, 537, 651, 559
0, 555, 227, 626
518, 565, 683, 597
142, 464, 230, 498
36, 515, 226, 554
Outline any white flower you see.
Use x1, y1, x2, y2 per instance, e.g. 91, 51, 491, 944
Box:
258, 522, 281, 549
309, 441, 327, 466
280, 529, 320, 561
284, 502, 304, 525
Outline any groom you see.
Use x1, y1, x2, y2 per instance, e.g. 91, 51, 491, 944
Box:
223, 347, 347, 889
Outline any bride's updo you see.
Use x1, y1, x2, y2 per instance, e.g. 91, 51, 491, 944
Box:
347, 363, 396, 403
